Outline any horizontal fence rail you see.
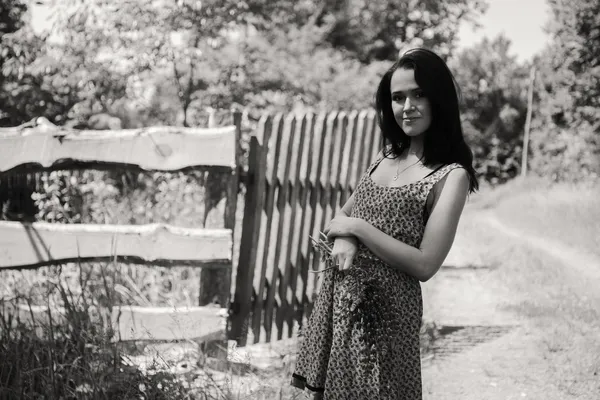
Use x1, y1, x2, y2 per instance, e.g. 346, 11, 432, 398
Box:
6, 304, 226, 343
0, 221, 232, 270
0, 124, 237, 172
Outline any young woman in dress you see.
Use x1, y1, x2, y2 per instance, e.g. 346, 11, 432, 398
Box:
291, 48, 479, 399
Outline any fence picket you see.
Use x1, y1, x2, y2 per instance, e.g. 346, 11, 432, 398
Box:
350, 110, 370, 192
329, 112, 347, 217
230, 115, 271, 345
340, 110, 359, 205
250, 113, 285, 343
278, 114, 309, 339
309, 112, 337, 298
264, 114, 296, 342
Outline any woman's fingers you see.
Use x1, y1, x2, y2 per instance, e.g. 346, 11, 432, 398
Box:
334, 254, 354, 271
341, 256, 353, 271
336, 254, 344, 269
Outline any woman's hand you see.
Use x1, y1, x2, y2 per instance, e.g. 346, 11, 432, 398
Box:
323, 215, 361, 242
331, 236, 358, 271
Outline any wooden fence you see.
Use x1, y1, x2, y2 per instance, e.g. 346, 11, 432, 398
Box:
0, 109, 383, 348
0, 114, 243, 345
230, 110, 382, 346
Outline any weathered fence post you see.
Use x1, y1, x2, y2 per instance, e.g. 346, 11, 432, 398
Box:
199, 110, 242, 308
229, 115, 270, 345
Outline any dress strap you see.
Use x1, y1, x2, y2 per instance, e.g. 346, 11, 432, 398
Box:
422, 163, 465, 222
425, 163, 465, 187
423, 164, 446, 179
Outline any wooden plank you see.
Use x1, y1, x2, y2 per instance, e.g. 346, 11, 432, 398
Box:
349, 110, 369, 192
319, 112, 339, 240
7, 304, 226, 342
340, 110, 360, 204
199, 113, 241, 309
264, 113, 295, 342
0, 125, 237, 173
308, 112, 337, 306
277, 113, 308, 340
300, 112, 326, 322
369, 110, 382, 164
305, 113, 330, 312
230, 115, 271, 345
328, 112, 347, 218
290, 113, 316, 336
113, 305, 226, 342
0, 221, 232, 270
360, 110, 378, 174
251, 114, 284, 343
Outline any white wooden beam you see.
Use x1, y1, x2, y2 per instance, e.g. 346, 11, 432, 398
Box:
0, 221, 232, 269
6, 304, 226, 342
0, 125, 236, 172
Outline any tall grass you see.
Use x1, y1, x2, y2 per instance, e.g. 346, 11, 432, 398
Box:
0, 263, 192, 399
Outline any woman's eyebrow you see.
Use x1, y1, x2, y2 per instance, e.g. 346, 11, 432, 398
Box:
391, 88, 421, 95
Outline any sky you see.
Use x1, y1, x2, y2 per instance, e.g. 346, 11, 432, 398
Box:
30, 0, 551, 63
456, 0, 552, 62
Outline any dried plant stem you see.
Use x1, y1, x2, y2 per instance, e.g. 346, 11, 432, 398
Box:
309, 232, 338, 274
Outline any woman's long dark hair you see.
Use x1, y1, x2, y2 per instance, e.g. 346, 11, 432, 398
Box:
375, 48, 479, 193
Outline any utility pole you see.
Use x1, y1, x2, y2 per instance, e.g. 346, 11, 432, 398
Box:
521, 66, 536, 178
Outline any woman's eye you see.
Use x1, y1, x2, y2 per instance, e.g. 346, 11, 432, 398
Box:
392, 94, 406, 102
414, 91, 424, 98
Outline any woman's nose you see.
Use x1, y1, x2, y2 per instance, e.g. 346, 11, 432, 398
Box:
404, 97, 414, 110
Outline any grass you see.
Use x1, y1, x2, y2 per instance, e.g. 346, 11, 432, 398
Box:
0, 266, 193, 399
0, 261, 294, 400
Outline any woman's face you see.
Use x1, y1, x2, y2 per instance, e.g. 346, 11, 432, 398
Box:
390, 68, 432, 137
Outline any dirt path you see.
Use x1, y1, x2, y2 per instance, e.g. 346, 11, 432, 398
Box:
484, 213, 600, 282
421, 208, 600, 400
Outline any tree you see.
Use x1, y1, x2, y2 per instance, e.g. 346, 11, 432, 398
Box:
1, 0, 85, 126
0, 0, 28, 124
528, 0, 600, 180
449, 35, 530, 183
40, 0, 300, 127
224, 24, 390, 115
295, 0, 488, 63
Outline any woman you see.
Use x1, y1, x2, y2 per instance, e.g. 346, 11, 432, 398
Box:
291, 48, 479, 399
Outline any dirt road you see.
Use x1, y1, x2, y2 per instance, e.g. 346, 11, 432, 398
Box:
421, 207, 600, 400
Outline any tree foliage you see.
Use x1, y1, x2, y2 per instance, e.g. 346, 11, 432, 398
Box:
288, 0, 488, 62
1, 0, 488, 128
528, 0, 600, 180
449, 35, 529, 183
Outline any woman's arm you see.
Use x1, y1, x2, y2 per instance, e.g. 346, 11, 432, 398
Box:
335, 192, 356, 217
351, 168, 470, 282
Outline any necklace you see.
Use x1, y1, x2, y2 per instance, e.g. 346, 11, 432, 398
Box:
393, 158, 421, 181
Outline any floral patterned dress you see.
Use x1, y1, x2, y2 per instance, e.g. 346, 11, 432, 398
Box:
291, 152, 463, 399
